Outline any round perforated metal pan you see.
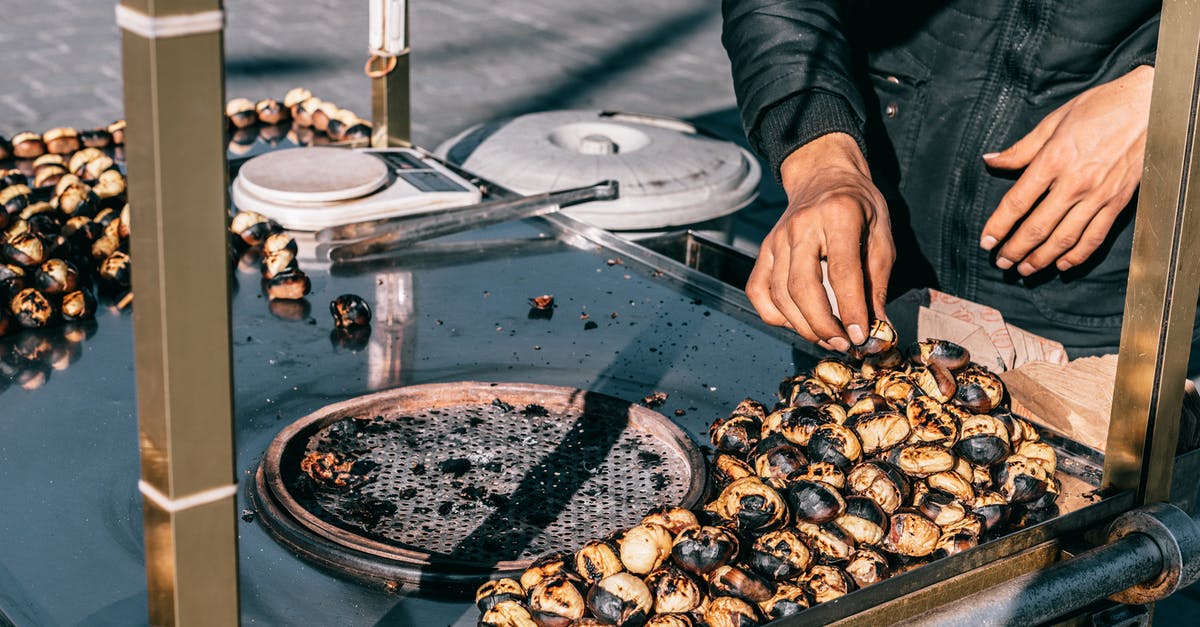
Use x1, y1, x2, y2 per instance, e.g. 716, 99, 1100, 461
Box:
252, 381, 706, 592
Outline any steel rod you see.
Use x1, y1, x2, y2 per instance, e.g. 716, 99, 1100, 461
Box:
120, 0, 240, 624
1103, 0, 1200, 502
899, 533, 1163, 627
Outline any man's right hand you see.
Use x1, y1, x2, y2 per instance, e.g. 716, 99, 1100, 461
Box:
746, 132, 895, 352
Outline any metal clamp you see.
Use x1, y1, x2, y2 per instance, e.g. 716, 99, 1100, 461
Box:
1108, 502, 1200, 603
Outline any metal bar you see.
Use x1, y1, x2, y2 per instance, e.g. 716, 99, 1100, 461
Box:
119, 0, 240, 624
1103, 0, 1200, 503
369, 0, 410, 149
898, 534, 1163, 627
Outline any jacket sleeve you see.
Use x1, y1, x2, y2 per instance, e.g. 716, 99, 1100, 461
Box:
721, 0, 868, 182
1111, 9, 1159, 73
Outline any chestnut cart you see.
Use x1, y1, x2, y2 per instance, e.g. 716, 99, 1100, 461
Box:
3, 1, 1200, 626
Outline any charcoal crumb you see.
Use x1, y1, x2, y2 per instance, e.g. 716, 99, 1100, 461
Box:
458, 485, 488, 501
396, 487, 419, 500
674, 409, 686, 417
522, 404, 550, 417
411, 463, 426, 476
584, 321, 599, 331
438, 458, 473, 477
240, 509, 256, 523
491, 398, 515, 412
483, 461, 503, 473
652, 473, 669, 490
638, 451, 664, 466
437, 501, 454, 516
485, 494, 510, 509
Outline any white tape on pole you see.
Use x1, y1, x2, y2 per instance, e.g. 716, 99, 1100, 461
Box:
115, 5, 224, 39
139, 480, 239, 513
369, 0, 407, 56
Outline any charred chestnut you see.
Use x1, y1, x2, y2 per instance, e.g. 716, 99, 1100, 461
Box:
844, 547, 891, 588
762, 405, 834, 447
99, 251, 131, 287
852, 410, 911, 455
911, 363, 957, 403
785, 461, 845, 490
707, 477, 788, 534
11, 132, 45, 159
785, 479, 846, 524
794, 521, 855, 565
805, 423, 862, 472
528, 573, 587, 626
575, 540, 624, 585
911, 339, 971, 372
707, 565, 774, 604
711, 454, 755, 488
3, 232, 44, 267
847, 393, 891, 418
230, 211, 277, 246
941, 513, 985, 539
479, 600, 538, 627
1015, 440, 1057, 475
847, 460, 910, 514
93, 169, 126, 200
859, 347, 907, 378
261, 247, 297, 279
710, 413, 761, 456
915, 488, 967, 527
0, 184, 31, 218
59, 289, 95, 322
887, 444, 957, 478
798, 565, 856, 604
54, 186, 99, 218
0, 264, 25, 300
813, 358, 855, 392
586, 572, 652, 627
43, 128, 80, 155
955, 413, 1011, 467
874, 370, 918, 407
266, 269, 311, 301
34, 258, 78, 295
834, 496, 888, 546
79, 128, 113, 149
520, 550, 574, 591
881, 510, 941, 557
779, 376, 835, 408
225, 98, 258, 128
905, 396, 959, 445
10, 287, 53, 328
749, 528, 811, 580
758, 584, 809, 620
619, 523, 673, 574
926, 471, 976, 503
476, 578, 526, 612
931, 532, 977, 559
703, 596, 762, 627
671, 525, 740, 576
330, 293, 373, 330
953, 367, 1005, 414
256, 98, 291, 125
644, 566, 703, 614
107, 120, 126, 145
849, 319, 897, 359
644, 615, 693, 627
992, 455, 1050, 504
753, 441, 808, 487
840, 378, 879, 406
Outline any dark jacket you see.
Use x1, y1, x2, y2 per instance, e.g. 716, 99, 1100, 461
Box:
722, 0, 1161, 356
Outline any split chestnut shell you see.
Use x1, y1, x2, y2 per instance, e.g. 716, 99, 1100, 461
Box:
848, 319, 898, 359
703, 596, 762, 627
794, 521, 856, 565
707, 565, 775, 604
844, 547, 892, 588
519, 550, 573, 591
475, 578, 526, 612
671, 526, 739, 576
758, 584, 809, 620
644, 566, 704, 614
642, 506, 700, 536
887, 444, 957, 478
707, 477, 788, 535
710, 413, 761, 456
882, 509, 941, 557
528, 573, 587, 627
575, 540, 624, 585
618, 523, 673, 574
786, 461, 845, 490
911, 339, 971, 372
785, 479, 846, 524
852, 410, 911, 455
847, 460, 910, 514
805, 423, 863, 472
753, 442, 809, 487
834, 496, 889, 546
955, 413, 1011, 467
10, 287, 53, 328
711, 454, 755, 488
992, 455, 1051, 504
797, 564, 856, 604
749, 528, 812, 580
586, 572, 653, 627
479, 600, 538, 627
905, 396, 959, 445
953, 367, 1005, 414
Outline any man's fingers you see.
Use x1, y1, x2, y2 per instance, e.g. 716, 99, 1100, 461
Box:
1056, 204, 1122, 271
994, 184, 1077, 272
1014, 198, 1103, 274
824, 225, 870, 345
982, 110, 1062, 170
745, 247, 788, 327
765, 243, 825, 346
790, 245, 851, 350
866, 230, 895, 321
980, 163, 1056, 253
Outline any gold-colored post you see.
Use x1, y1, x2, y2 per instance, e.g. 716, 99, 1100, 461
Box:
1103, 0, 1200, 503
369, 0, 411, 148
119, 0, 240, 624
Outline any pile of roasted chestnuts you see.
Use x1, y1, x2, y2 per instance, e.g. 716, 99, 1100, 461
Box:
229, 210, 311, 303
474, 320, 1060, 627
225, 88, 371, 155
0, 125, 130, 340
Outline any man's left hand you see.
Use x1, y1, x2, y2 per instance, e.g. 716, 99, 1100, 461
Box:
980, 65, 1154, 274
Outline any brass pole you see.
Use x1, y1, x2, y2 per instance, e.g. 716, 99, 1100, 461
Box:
369, 0, 411, 148
118, 0, 240, 624
1103, 0, 1200, 503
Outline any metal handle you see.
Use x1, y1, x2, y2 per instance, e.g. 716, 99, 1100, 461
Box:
326, 180, 619, 262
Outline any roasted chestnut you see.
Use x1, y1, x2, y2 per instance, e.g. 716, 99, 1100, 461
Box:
840, 378, 879, 406
343, 121, 373, 142
0, 264, 25, 300
707, 565, 774, 603
758, 584, 808, 620
915, 488, 967, 527
330, 293, 373, 329
882, 510, 941, 557
79, 128, 113, 149
294, 97, 324, 127
779, 376, 835, 408
797, 565, 856, 604
844, 547, 891, 588
586, 572, 652, 627
93, 169, 126, 200
576, 540, 624, 585
834, 496, 888, 546
852, 410, 911, 455
3, 232, 44, 267
476, 578, 526, 612
992, 455, 1050, 504
529, 572, 587, 627
955, 413, 1011, 467
1026, 476, 1061, 511
54, 187, 99, 218
284, 87, 313, 109
911, 339, 971, 372
644, 615, 694, 627
905, 396, 959, 445
12, 132, 45, 159
707, 477, 788, 535
860, 347, 907, 378
256, 98, 291, 125
805, 423, 862, 472
762, 405, 834, 447
99, 251, 131, 287
0, 169, 26, 189
261, 248, 297, 279
849, 319, 897, 359
34, 258, 78, 295
931, 532, 977, 559
786, 479, 846, 524
703, 596, 762, 627
43, 128, 80, 155
226, 98, 258, 128
230, 211, 278, 247
1015, 441, 1057, 474
710, 413, 761, 456
619, 523, 673, 574
520, 550, 574, 591
785, 461, 845, 490
994, 410, 1038, 448
479, 600, 538, 627
847, 460, 910, 514
108, 120, 126, 145
91, 232, 120, 261
82, 155, 115, 182
644, 566, 704, 614
10, 287, 53, 328
911, 363, 957, 403
794, 521, 855, 565
753, 442, 808, 487
813, 358, 855, 392
887, 444, 957, 478
926, 470, 976, 503
711, 454, 755, 488
312, 101, 339, 132
266, 269, 311, 301
671, 525, 740, 576
0, 184, 31, 218
874, 371, 918, 408
749, 528, 811, 580
642, 507, 699, 537
953, 367, 1005, 413
940, 513, 984, 539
